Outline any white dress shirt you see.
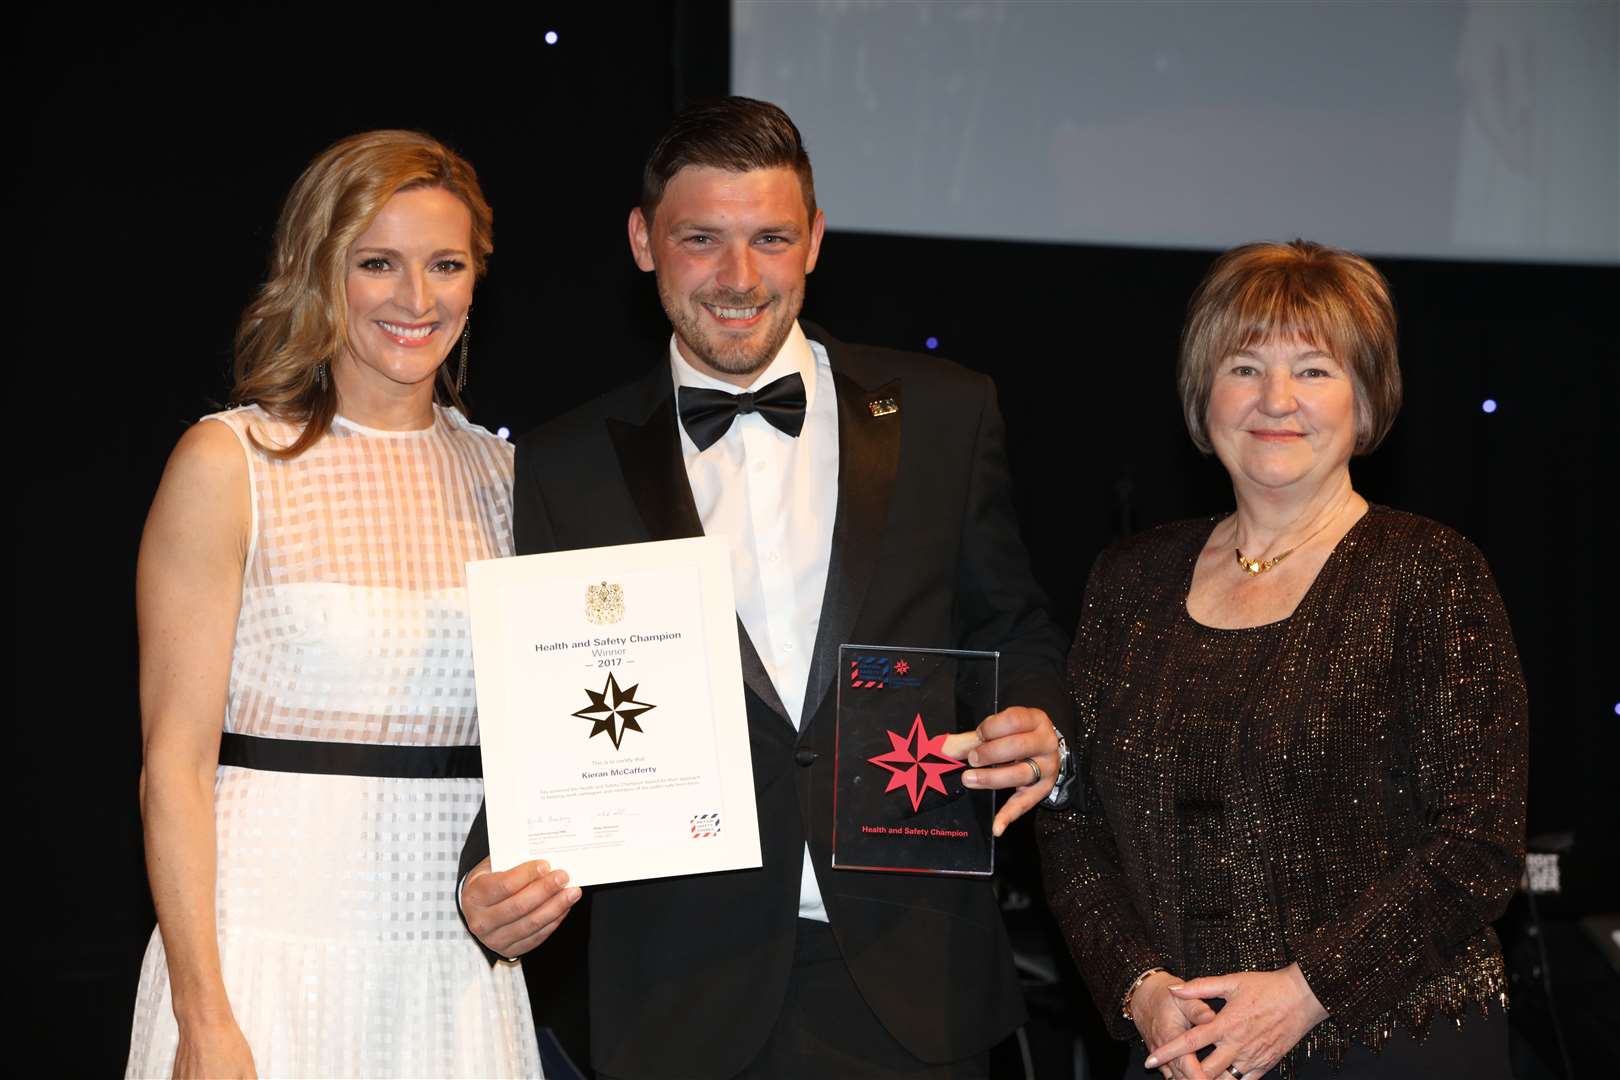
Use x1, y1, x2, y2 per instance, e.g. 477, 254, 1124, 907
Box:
671, 320, 837, 923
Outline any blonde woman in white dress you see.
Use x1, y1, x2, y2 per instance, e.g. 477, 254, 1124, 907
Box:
127, 131, 578, 1078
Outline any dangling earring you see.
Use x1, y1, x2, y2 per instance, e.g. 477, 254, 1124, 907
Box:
317, 360, 329, 391
456, 311, 471, 392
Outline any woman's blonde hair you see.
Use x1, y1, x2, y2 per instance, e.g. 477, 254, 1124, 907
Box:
1178, 239, 1401, 455
231, 130, 494, 457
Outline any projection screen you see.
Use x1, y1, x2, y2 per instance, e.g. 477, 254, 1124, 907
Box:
733, 1, 1619, 265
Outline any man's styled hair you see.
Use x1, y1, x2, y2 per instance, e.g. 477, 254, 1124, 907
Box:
1178, 239, 1403, 456
639, 96, 816, 224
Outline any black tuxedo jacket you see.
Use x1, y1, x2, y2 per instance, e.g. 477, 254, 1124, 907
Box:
461, 323, 1072, 1077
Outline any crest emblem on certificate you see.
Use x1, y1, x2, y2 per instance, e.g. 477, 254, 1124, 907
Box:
585, 581, 625, 624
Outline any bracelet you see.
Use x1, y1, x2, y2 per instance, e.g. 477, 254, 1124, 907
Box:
1121, 966, 1168, 1021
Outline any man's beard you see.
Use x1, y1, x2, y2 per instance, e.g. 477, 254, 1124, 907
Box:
661, 282, 800, 379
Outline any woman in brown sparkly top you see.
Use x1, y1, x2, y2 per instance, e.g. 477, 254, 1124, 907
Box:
1037, 240, 1527, 1080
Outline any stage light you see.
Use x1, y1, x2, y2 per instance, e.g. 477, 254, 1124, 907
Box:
925, 336, 939, 350
1481, 399, 1497, 414
1613, 701, 1619, 716
497, 426, 511, 440
544, 30, 559, 45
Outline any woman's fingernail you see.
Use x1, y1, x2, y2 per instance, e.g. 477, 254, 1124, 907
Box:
1144, 1056, 1160, 1068
962, 770, 980, 787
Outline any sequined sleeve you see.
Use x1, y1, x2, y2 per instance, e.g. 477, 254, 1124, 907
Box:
1290, 528, 1528, 1030
1037, 550, 1170, 1040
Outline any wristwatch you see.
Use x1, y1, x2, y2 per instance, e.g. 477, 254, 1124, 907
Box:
1040, 727, 1076, 810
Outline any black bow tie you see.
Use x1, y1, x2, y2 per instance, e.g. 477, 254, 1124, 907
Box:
677, 372, 807, 452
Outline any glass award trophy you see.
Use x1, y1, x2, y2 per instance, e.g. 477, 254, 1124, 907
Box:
831, 645, 997, 876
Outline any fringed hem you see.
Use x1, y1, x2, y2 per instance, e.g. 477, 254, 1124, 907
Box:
1281, 949, 1507, 1077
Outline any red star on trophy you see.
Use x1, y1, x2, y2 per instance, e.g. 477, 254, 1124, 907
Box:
868, 713, 965, 811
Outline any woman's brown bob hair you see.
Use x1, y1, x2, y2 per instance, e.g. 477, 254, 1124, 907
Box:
1178, 239, 1401, 456
231, 130, 494, 458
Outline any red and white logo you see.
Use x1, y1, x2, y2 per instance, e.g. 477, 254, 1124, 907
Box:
867, 713, 965, 812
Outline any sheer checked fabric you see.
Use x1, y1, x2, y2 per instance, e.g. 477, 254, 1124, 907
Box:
1037, 507, 1527, 1076
126, 405, 540, 1079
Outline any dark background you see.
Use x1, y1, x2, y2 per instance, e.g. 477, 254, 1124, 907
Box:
21, 4, 1617, 1076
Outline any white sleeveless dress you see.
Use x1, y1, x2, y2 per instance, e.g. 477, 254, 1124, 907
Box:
126, 405, 541, 1079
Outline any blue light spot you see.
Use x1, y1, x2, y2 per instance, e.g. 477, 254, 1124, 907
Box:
497, 426, 511, 440
544, 30, 559, 45
1481, 399, 1497, 414
1613, 701, 1620, 716
925, 336, 939, 350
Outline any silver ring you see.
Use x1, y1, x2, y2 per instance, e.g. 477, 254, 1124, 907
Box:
1023, 756, 1041, 785
1226, 1067, 1243, 1079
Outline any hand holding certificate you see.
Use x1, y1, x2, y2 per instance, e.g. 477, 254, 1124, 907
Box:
467, 537, 761, 886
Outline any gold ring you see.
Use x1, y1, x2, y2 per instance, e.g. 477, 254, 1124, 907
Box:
1023, 757, 1041, 785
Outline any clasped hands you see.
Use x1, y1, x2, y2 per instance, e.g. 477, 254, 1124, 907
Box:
1134, 964, 1327, 1080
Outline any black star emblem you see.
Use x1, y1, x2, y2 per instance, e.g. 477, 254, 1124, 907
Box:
572, 672, 657, 749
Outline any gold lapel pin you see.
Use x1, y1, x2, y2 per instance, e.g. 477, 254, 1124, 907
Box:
867, 397, 898, 418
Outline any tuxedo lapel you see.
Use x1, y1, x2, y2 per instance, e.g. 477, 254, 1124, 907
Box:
799, 347, 902, 730
605, 371, 794, 728
605, 386, 704, 545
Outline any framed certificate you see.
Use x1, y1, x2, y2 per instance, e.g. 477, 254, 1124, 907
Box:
831, 645, 998, 876
466, 537, 761, 886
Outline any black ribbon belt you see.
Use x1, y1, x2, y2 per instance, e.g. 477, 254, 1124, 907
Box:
217, 732, 483, 779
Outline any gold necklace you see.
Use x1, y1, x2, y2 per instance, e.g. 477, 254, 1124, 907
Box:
1233, 494, 1353, 576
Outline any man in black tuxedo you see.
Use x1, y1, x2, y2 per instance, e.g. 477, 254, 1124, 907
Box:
460, 97, 1074, 1078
